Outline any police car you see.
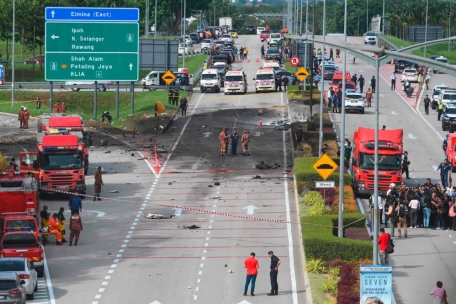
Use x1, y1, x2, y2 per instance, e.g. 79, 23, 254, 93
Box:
344, 89, 365, 114
442, 103, 456, 131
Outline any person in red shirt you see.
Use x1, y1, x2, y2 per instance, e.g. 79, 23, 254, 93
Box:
243, 252, 259, 296
378, 228, 390, 264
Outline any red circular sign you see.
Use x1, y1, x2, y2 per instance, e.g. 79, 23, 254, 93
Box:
290, 56, 300, 67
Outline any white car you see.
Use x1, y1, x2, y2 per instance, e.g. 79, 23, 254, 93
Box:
433, 57, 449, 74
201, 39, 214, 50
344, 90, 365, 114
0, 258, 38, 300
438, 89, 456, 106
221, 34, 233, 43
433, 84, 450, 102
364, 32, 377, 45
401, 68, 418, 82
178, 43, 194, 54
267, 33, 282, 45
319, 61, 336, 69
257, 27, 265, 35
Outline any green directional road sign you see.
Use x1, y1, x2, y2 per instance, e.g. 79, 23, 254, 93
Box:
45, 22, 139, 81
45, 53, 138, 81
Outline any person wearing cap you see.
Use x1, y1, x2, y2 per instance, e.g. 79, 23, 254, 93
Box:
267, 251, 280, 296
243, 252, 259, 296
18, 106, 24, 129
402, 151, 410, 179
423, 95, 431, 115
22, 107, 30, 129
378, 228, 390, 265
295, 126, 304, 147
40, 205, 50, 242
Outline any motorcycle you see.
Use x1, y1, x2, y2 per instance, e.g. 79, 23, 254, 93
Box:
402, 80, 414, 98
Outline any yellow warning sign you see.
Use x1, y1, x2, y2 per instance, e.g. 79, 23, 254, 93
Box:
312, 153, 339, 180
155, 102, 166, 115
295, 67, 310, 82
162, 70, 176, 85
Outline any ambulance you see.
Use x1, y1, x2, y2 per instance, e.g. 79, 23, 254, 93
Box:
253, 67, 276, 93
224, 68, 247, 95
262, 60, 281, 71
200, 69, 221, 93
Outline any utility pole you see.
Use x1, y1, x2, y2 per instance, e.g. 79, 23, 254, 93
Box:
155, 0, 158, 37
12, 0, 16, 107
145, 0, 149, 37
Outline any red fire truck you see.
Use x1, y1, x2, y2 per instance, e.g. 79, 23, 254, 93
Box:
37, 114, 92, 174
0, 172, 39, 216
352, 127, 404, 196
19, 130, 86, 199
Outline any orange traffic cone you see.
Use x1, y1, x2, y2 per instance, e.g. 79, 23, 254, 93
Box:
391, 60, 394, 65
256, 57, 259, 62
247, 57, 250, 63
338, 58, 342, 63
259, 120, 263, 126
238, 57, 242, 63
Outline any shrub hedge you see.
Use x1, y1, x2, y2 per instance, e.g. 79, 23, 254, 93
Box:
294, 157, 352, 187
301, 215, 372, 262
308, 120, 334, 131
303, 130, 337, 143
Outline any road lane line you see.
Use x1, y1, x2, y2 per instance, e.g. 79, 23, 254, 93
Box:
43, 252, 56, 304
281, 91, 298, 303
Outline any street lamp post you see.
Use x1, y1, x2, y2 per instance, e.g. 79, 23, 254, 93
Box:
155, 0, 158, 37
183, 0, 186, 68
382, 0, 385, 34
366, 0, 369, 32
319, 0, 326, 157
424, 0, 429, 57
145, 0, 149, 37
12, 0, 15, 107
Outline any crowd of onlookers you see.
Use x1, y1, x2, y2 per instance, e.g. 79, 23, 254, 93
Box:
373, 179, 456, 239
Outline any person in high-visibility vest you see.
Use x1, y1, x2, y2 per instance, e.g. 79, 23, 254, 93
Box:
57, 207, 67, 243
40, 205, 50, 242
48, 213, 63, 245
438, 101, 444, 121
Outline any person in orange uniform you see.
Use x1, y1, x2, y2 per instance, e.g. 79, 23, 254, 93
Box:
48, 213, 63, 245
53, 102, 61, 113
242, 130, 250, 156
61, 101, 67, 113
219, 128, 228, 156
22, 107, 30, 129
18, 106, 24, 129
94, 167, 103, 201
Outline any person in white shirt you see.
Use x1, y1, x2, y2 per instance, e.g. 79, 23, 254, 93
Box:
425, 74, 431, 90
327, 88, 333, 107
408, 196, 421, 229
390, 74, 396, 90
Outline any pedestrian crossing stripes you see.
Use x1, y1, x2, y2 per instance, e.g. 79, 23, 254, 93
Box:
28, 278, 50, 303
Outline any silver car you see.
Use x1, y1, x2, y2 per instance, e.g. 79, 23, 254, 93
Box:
0, 272, 26, 304
0, 258, 37, 300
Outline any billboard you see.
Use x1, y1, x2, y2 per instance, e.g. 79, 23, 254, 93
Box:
360, 265, 393, 304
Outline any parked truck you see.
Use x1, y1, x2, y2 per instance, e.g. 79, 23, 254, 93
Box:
37, 114, 92, 174
20, 130, 87, 199
352, 127, 404, 196
0, 172, 39, 216
219, 17, 232, 29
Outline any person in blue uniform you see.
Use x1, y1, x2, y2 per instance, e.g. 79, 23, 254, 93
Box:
230, 129, 239, 156
267, 251, 281, 296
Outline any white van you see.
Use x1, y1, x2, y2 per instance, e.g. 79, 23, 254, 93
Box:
253, 68, 275, 93
141, 71, 169, 86
262, 60, 281, 71
200, 69, 221, 93
257, 27, 265, 35
224, 68, 247, 95
267, 33, 282, 45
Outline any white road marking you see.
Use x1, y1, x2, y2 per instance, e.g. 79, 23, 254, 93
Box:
108, 270, 114, 273
201, 257, 205, 260
95, 295, 102, 299
196, 287, 199, 291
98, 288, 105, 292
391, 111, 398, 115
408, 134, 418, 139
242, 205, 258, 215
105, 276, 111, 279
197, 279, 200, 283
43, 252, 56, 304
200, 264, 204, 267
198, 271, 202, 275
192, 163, 198, 169
281, 86, 298, 304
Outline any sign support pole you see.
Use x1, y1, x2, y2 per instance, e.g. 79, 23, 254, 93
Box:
130, 81, 134, 115
323, 188, 326, 215
49, 82, 53, 112
94, 81, 98, 120
116, 81, 120, 120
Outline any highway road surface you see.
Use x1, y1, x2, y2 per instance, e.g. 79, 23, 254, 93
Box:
1, 34, 306, 304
